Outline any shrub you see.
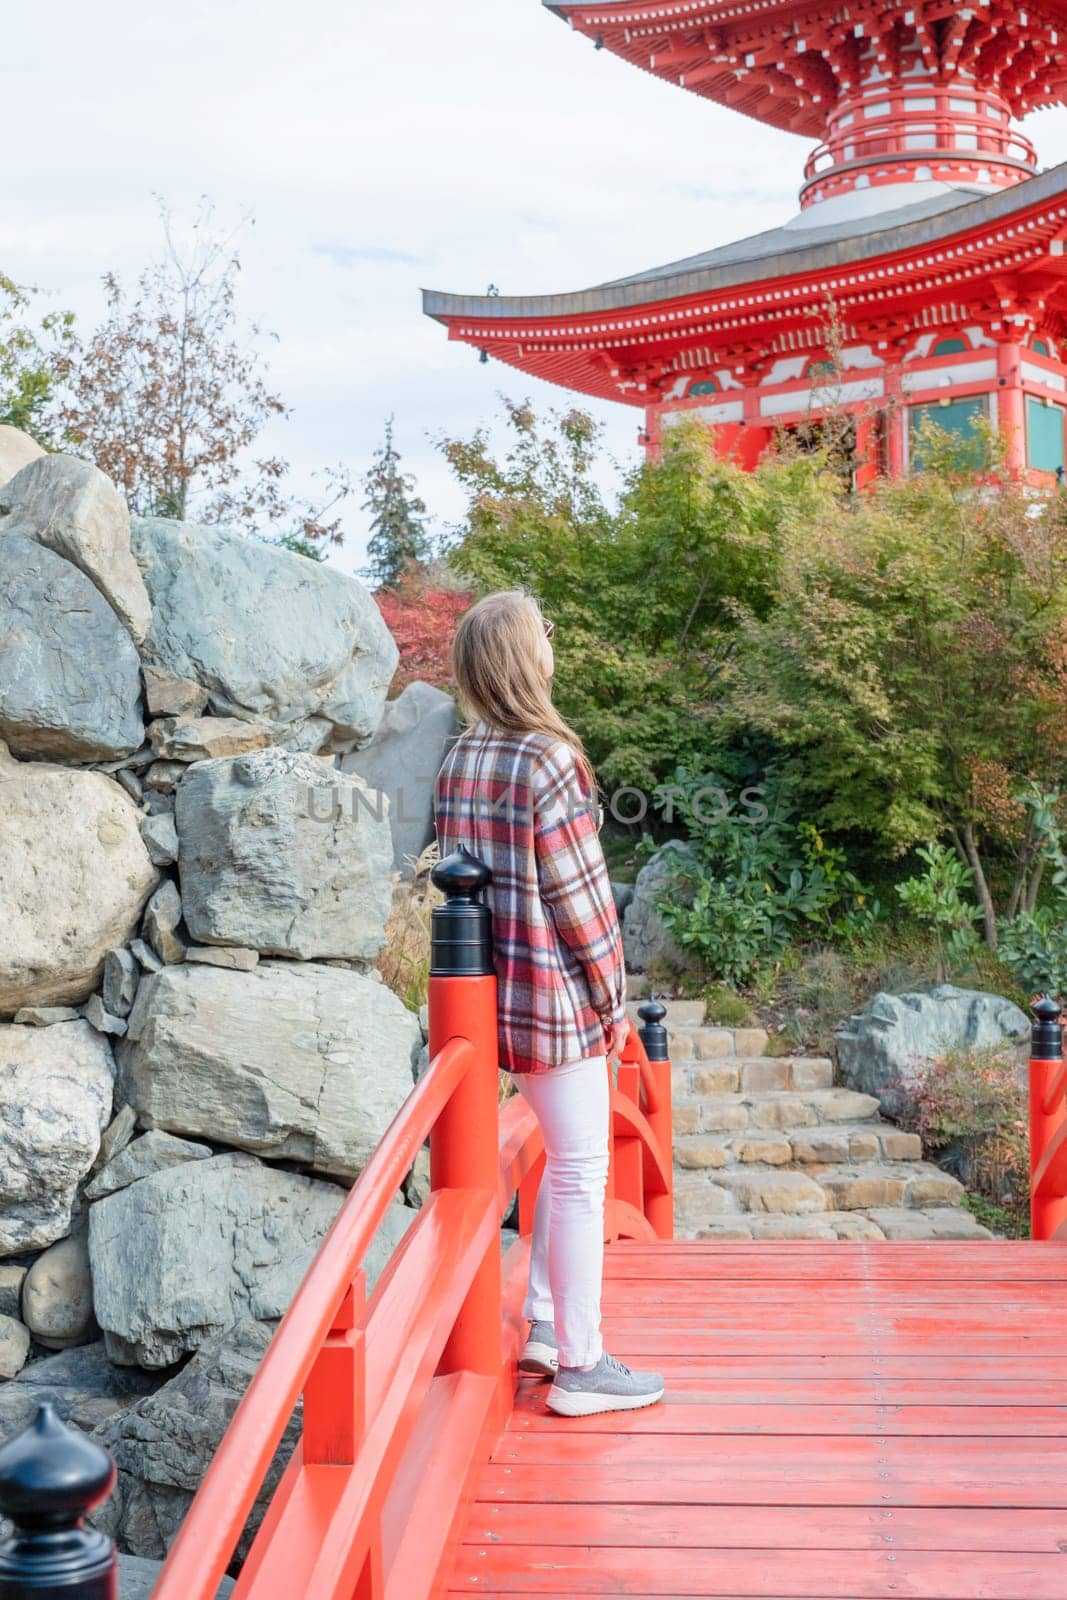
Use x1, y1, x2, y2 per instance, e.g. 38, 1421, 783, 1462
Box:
894, 1040, 1029, 1236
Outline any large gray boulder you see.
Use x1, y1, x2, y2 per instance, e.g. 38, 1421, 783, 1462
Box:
116, 961, 421, 1180
0, 1020, 115, 1255
622, 840, 698, 974
836, 984, 1030, 1117
118, 1556, 233, 1600
0, 1340, 159, 1443
88, 1152, 346, 1367
0, 744, 159, 1015
0, 424, 44, 489
0, 455, 151, 644
0, 530, 144, 760
89, 1319, 298, 1564
175, 746, 392, 959
342, 680, 458, 875
131, 516, 398, 755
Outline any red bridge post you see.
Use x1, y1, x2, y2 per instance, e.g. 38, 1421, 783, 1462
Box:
1029, 995, 1066, 1241
428, 846, 502, 1379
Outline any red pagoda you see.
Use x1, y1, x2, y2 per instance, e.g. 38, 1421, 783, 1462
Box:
424, 1, 1067, 481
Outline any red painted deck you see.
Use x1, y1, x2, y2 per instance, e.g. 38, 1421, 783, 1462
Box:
447, 1240, 1067, 1600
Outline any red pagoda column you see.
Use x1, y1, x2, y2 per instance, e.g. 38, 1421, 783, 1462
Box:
996, 342, 1026, 478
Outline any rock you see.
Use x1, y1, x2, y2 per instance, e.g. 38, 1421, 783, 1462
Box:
22, 1232, 95, 1349
0, 424, 45, 488
143, 761, 186, 793
622, 841, 698, 974
85, 992, 127, 1038
0, 1020, 114, 1255
341, 680, 458, 874
175, 747, 392, 960
116, 768, 144, 804
610, 881, 634, 917
0, 1266, 26, 1319
0, 1315, 30, 1378
0, 1341, 159, 1442
85, 1130, 213, 1200
12, 1006, 81, 1026
131, 515, 397, 755
88, 1319, 300, 1561
92, 1105, 138, 1174
0, 455, 151, 644
103, 949, 139, 1018
141, 665, 209, 720
148, 715, 273, 762
88, 1152, 348, 1366
836, 985, 1030, 1117
139, 812, 178, 867
128, 939, 163, 974
118, 1554, 234, 1600
185, 945, 259, 971
142, 880, 186, 965
0, 747, 158, 1015
0, 531, 144, 760
116, 961, 421, 1181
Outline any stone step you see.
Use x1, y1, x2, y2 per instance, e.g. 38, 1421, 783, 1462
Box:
688, 1207, 993, 1242
625, 998, 707, 1028
672, 1058, 834, 1097
672, 1087, 881, 1137
659, 1025, 771, 1061
673, 1123, 924, 1173
673, 1157, 965, 1223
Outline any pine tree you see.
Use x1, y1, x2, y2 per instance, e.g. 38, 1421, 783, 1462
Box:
362, 417, 432, 588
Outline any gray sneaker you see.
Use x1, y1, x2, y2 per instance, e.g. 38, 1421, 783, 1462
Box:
546, 1351, 665, 1416
519, 1319, 558, 1377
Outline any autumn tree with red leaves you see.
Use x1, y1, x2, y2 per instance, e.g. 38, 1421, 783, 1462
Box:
375, 560, 471, 696
50, 200, 351, 556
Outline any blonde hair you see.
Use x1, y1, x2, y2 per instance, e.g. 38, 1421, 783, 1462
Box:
450, 589, 597, 796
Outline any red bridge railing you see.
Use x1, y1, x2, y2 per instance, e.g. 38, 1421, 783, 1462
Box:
1028, 996, 1067, 1241
0, 844, 674, 1600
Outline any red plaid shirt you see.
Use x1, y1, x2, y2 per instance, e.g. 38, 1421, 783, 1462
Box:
432, 721, 627, 1075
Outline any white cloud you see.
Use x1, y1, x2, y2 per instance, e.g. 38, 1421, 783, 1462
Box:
4, 0, 1066, 579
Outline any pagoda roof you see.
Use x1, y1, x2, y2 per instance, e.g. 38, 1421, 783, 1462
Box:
423, 165, 1067, 404
542, 2, 1067, 138
425, 166, 1067, 322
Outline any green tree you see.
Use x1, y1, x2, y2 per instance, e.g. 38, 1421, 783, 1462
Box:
362, 417, 432, 588
439, 403, 783, 790
718, 421, 1067, 945
0, 274, 73, 442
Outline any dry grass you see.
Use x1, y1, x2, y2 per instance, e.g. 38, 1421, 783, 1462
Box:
375, 842, 443, 1014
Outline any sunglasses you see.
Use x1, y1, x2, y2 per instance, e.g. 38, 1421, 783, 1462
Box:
543, 618, 555, 640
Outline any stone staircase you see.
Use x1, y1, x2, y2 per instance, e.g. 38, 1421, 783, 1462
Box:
626, 997, 994, 1241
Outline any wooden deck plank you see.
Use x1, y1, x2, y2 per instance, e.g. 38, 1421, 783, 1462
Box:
446, 1240, 1067, 1599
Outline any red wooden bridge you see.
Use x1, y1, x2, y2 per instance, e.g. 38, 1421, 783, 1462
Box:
7, 851, 1056, 1600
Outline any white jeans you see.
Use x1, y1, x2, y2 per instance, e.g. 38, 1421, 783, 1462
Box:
513, 1053, 609, 1369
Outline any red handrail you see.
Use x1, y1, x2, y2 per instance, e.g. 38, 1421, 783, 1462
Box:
149, 950, 673, 1598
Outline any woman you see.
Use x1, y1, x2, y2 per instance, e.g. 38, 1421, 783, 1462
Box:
432, 589, 664, 1417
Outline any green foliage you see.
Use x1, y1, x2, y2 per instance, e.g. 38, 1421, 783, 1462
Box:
894, 1040, 1029, 1236
996, 784, 1067, 998
647, 766, 876, 986
363, 416, 432, 588
700, 985, 755, 1027
439, 405, 785, 787
0, 274, 72, 443
895, 842, 983, 982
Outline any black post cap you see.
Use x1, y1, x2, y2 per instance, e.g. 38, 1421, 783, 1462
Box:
430, 846, 494, 977
1031, 995, 1064, 1062
0, 1402, 118, 1597
637, 1000, 669, 1062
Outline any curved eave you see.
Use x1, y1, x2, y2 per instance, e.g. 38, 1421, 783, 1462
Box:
424, 164, 1067, 325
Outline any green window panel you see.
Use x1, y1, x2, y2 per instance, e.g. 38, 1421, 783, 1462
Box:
1033, 339, 1051, 358
1026, 395, 1065, 473
909, 395, 989, 469
932, 336, 968, 356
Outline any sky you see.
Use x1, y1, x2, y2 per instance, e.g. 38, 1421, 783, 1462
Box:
5, 1, 1067, 578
